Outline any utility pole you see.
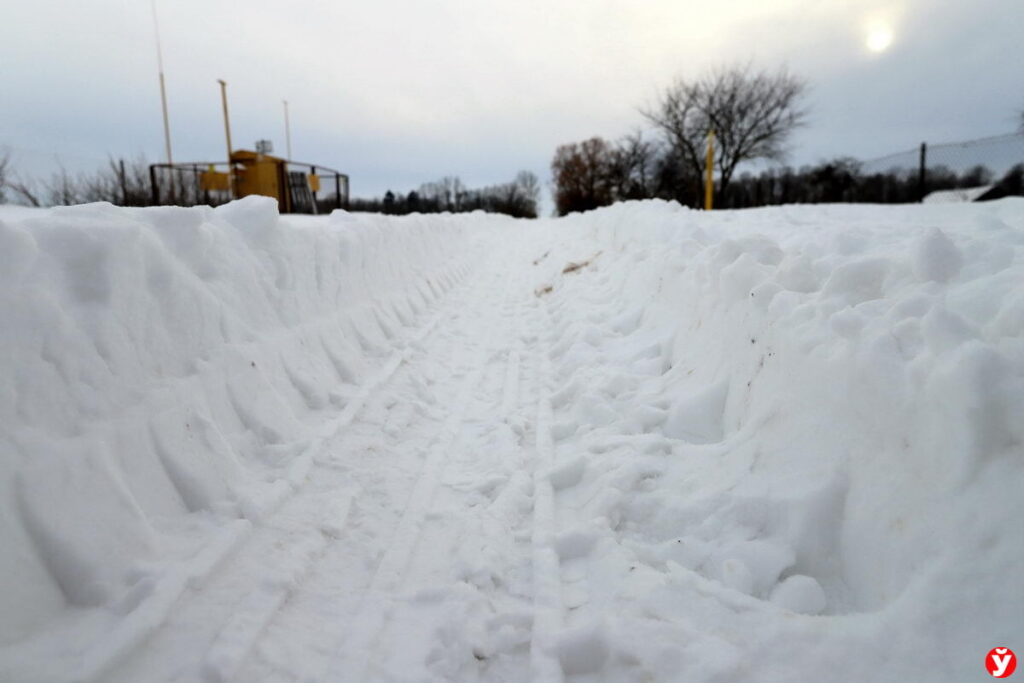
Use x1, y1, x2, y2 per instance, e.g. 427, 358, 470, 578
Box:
218, 79, 234, 198
151, 0, 174, 201
283, 99, 292, 161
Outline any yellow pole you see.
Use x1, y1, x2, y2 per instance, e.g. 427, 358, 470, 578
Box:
705, 129, 715, 211
218, 79, 234, 198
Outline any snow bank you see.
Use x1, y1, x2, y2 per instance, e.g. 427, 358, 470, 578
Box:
2, 196, 1021, 681
528, 199, 1023, 681
0, 198, 489, 648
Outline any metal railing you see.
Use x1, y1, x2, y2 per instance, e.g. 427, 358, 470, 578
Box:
148, 159, 349, 212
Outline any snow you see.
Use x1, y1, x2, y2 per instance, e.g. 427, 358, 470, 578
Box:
769, 574, 827, 614
1, 197, 1022, 682
923, 185, 994, 204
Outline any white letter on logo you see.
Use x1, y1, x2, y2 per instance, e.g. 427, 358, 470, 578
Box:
991, 653, 1011, 677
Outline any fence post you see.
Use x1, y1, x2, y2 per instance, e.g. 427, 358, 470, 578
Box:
311, 165, 318, 215
918, 142, 927, 202
149, 165, 159, 206
119, 159, 128, 206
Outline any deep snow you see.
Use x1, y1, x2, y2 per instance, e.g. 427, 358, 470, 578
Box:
0, 197, 1021, 682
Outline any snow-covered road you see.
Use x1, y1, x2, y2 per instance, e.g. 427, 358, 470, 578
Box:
1, 198, 1022, 682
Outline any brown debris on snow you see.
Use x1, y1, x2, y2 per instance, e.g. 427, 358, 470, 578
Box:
562, 251, 603, 274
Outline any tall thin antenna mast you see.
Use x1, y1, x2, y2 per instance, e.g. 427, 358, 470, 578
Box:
283, 99, 292, 160
218, 79, 234, 198
149, 0, 174, 171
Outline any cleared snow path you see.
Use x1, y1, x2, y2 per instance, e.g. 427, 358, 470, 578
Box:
2, 199, 1022, 682
102, 230, 546, 682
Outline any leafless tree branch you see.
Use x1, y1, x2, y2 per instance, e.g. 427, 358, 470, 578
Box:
643, 65, 808, 204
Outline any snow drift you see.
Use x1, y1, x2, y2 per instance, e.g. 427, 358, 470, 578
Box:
0, 196, 1021, 681
0, 198, 492, 646
525, 199, 1023, 680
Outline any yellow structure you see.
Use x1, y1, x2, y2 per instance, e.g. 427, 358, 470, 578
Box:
149, 78, 349, 212
151, 151, 349, 213
200, 164, 230, 192
230, 149, 290, 209
197, 150, 322, 213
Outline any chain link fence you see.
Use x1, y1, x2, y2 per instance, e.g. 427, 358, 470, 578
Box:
721, 131, 1024, 208
861, 132, 1024, 202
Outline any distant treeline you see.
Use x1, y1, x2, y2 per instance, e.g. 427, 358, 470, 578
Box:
0, 148, 541, 219
724, 160, 1023, 207
551, 135, 1024, 215
348, 171, 540, 219
0, 151, 155, 208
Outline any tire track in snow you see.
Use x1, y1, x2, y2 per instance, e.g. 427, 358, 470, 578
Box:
318, 256, 517, 682
529, 295, 566, 683
101, 259, 491, 683
195, 270, 490, 682
198, 265, 500, 683
500, 274, 525, 425
68, 521, 251, 683
501, 349, 521, 421
330, 240, 536, 681
74, 320, 437, 683
530, 249, 619, 681
255, 287, 459, 518
201, 495, 353, 682
54, 306, 448, 683
224, 261, 508, 683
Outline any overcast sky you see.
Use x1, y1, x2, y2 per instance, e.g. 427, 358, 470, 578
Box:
2, 0, 1022, 206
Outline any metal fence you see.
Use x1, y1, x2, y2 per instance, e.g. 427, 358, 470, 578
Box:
148, 160, 349, 213
860, 132, 1024, 201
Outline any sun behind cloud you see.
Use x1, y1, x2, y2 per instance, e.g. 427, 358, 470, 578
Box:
866, 25, 894, 53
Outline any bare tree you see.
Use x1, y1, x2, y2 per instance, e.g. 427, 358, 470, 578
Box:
551, 137, 616, 215
0, 150, 159, 208
0, 150, 43, 207
608, 131, 658, 200
9, 178, 42, 207
44, 165, 84, 206
643, 64, 808, 204
515, 170, 540, 210
419, 175, 467, 212
356, 172, 537, 218
442, 175, 465, 211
